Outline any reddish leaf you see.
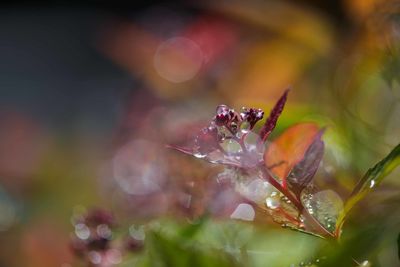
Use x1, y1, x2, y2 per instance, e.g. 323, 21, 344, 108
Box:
264, 123, 319, 187
287, 129, 325, 196
259, 89, 289, 142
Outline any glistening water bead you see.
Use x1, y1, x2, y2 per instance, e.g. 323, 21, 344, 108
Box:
301, 189, 343, 232
239, 121, 251, 134
235, 177, 275, 203
265, 192, 280, 209
221, 139, 243, 154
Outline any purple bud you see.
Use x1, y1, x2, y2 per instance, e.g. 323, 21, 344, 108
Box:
240, 107, 264, 128
215, 113, 230, 126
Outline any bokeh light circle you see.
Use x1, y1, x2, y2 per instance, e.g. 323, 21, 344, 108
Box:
154, 37, 203, 83
113, 140, 166, 196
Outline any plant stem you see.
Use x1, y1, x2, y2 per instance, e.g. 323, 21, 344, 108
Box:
259, 166, 301, 209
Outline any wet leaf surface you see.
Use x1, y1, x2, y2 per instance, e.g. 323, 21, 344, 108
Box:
288, 129, 325, 196
264, 123, 320, 184
336, 143, 400, 236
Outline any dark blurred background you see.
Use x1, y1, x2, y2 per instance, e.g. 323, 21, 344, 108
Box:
0, 1, 399, 266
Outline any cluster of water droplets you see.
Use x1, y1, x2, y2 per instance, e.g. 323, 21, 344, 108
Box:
234, 170, 275, 204
265, 191, 281, 209
222, 164, 307, 229
301, 187, 343, 232
226, 168, 306, 229
290, 257, 327, 267
266, 192, 305, 230
191, 104, 266, 168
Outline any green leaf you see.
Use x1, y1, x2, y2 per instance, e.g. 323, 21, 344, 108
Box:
179, 214, 209, 238
335, 143, 400, 237
318, 223, 386, 267
284, 224, 326, 240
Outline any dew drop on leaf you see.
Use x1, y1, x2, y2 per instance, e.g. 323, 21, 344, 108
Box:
369, 179, 375, 188
235, 176, 275, 203
360, 260, 371, 267
240, 121, 251, 134
193, 151, 207, 158
244, 131, 265, 155
301, 189, 343, 232
218, 125, 233, 139
221, 139, 243, 154
265, 192, 280, 209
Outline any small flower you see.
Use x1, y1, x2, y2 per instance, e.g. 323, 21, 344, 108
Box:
240, 107, 264, 128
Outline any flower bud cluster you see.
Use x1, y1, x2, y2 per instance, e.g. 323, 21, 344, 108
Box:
193, 104, 264, 157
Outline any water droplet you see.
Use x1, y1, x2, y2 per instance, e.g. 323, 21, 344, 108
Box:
301, 189, 343, 231
221, 139, 242, 154
230, 203, 255, 221
240, 121, 251, 134
235, 177, 274, 203
218, 125, 233, 139
265, 192, 280, 209
193, 151, 207, 158
360, 260, 371, 267
369, 180, 375, 188
217, 168, 239, 183
243, 131, 265, 155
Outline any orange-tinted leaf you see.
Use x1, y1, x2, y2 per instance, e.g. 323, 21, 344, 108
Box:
264, 123, 319, 185
288, 129, 325, 196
